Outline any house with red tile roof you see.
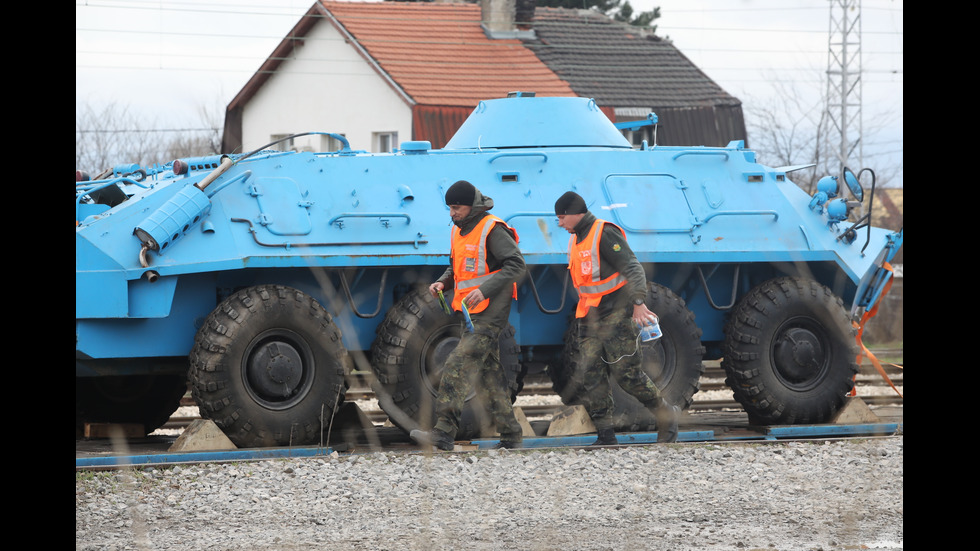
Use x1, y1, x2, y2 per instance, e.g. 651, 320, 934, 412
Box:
222, 0, 746, 154
525, 6, 746, 148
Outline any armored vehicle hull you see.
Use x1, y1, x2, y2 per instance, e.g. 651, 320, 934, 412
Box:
76, 95, 903, 447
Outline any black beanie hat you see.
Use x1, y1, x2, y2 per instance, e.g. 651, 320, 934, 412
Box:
445, 180, 477, 206
555, 191, 587, 215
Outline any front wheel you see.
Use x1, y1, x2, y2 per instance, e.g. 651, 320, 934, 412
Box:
189, 285, 349, 448
723, 277, 858, 424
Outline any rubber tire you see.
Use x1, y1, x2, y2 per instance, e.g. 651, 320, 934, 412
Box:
370, 287, 523, 439
75, 374, 186, 437
188, 285, 349, 448
723, 277, 858, 425
551, 282, 705, 431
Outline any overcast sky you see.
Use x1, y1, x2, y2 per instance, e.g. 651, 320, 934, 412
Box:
75, 0, 903, 186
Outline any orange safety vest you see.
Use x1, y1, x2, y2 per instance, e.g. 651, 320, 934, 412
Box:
450, 214, 519, 314
568, 219, 628, 318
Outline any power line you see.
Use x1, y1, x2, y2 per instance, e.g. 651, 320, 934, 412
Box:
74, 24, 903, 41
75, 45, 904, 60
75, 0, 308, 19
76, 2, 902, 79
76, 127, 219, 134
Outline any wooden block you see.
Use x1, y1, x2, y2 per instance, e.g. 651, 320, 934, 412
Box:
546, 405, 596, 436
168, 419, 237, 452
513, 407, 537, 437
831, 397, 881, 424
473, 406, 537, 438
329, 402, 378, 446
330, 402, 375, 430
84, 423, 144, 439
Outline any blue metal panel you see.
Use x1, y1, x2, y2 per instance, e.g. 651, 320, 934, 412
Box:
472, 430, 716, 448
76, 273, 216, 359
76, 270, 128, 318
250, 176, 314, 236
762, 423, 902, 440
76, 446, 340, 469
127, 276, 178, 318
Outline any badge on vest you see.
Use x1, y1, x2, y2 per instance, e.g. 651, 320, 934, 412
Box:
578, 250, 592, 275
465, 257, 476, 272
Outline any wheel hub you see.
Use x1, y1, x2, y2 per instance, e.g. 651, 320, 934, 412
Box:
773, 327, 826, 386
242, 329, 316, 408
247, 341, 301, 398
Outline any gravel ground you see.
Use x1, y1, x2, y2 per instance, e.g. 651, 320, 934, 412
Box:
77, 377, 903, 551
76, 434, 902, 551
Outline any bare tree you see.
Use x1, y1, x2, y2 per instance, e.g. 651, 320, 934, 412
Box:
76, 100, 223, 174
75, 102, 159, 173
744, 71, 900, 195
161, 102, 224, 161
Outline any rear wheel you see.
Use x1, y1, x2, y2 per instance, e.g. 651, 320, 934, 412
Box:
551, 282, 705, 431
370, 288, 523, 439
723, 277, 858, 424
189, 285, 349, 448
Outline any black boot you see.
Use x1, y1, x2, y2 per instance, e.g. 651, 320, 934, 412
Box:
590, 428, 618, 446
655, 404, 680, 443
493, 433, 523, 449
409, 428, 454, 451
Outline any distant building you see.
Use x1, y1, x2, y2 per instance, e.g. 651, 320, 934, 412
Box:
524, 6, 746, 148
222, 0, 747, 154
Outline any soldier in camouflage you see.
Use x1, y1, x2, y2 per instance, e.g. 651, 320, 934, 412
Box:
410, 181, 526, 451
555, 191, 679, 445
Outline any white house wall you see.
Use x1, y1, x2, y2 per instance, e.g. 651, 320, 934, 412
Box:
241, 19, 413, 154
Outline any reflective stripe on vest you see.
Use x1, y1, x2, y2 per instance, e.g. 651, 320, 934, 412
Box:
569, 219, 627, 317
450, 214, 519, 314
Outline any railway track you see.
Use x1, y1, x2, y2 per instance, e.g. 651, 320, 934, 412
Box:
78, 349, 902, 469
165, 394, 904, 430
166, 353, 903, 431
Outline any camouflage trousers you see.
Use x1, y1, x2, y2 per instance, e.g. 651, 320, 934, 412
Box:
571, 309, 664, 431
433, 321, 522, 439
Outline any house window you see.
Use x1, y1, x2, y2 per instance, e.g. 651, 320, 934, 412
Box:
270, 134, 295, 152
321, 134, 347, 153
373, 131, 398, 153
622, 127, 654, 147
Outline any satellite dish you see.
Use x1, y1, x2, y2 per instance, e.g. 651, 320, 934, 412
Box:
842, 167, 863, 202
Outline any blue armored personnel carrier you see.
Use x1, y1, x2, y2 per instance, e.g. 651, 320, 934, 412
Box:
76, 94, 903, 447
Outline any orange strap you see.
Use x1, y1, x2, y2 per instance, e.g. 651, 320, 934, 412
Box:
851, 262, 902, 398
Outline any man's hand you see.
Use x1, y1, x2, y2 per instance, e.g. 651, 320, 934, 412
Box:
464, 288, 485, 308
632, 303, 658, 327
429, 281, 445, 297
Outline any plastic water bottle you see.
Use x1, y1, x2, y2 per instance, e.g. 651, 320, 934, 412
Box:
638, 319, 662, 342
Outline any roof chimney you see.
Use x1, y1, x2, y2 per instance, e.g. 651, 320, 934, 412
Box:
515, 0, 536, 30
481, 0, 535, 39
